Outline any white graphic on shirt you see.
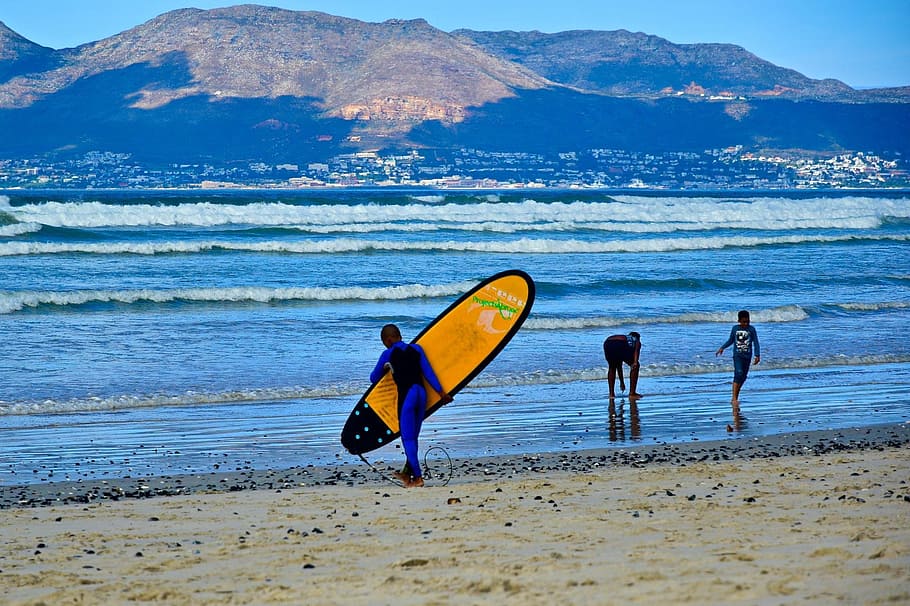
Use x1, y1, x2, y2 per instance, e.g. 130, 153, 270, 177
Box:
735, 329, 751, 354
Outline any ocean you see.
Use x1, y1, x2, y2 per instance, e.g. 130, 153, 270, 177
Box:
1, 189, 909, 485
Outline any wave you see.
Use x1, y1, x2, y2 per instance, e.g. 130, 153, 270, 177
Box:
3, 353, 907, 416
0, 384, 361, 416
525, 305, 810, 330
2, 195, 907, 233
2, 232, 908, 257
832, 301, 910, 312
468, 353, 910, 389
0, 221, 43, 237
0, 281, 478, 314
524, 300, 910, 331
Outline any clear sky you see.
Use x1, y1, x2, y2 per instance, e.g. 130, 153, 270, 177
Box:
2, 1, 908, 89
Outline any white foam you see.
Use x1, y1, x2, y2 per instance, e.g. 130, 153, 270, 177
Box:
834, 301, 910, 312
3, 353, 906, 416
525, 305, 809, 330
2, 232, 907, 257
0, 384, 360, 416
0, 281, 478, 314
2, 195, 907, 232
0, 222, 42, 237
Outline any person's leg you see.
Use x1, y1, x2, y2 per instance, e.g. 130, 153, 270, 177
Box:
629, 362, 641, 398
398, 386, 425, 483
607, 364, 618, 398
732, 356, 750, 404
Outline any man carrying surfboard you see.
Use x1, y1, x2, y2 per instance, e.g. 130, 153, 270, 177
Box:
603, 332, 642, 400
370, 324, 452, 488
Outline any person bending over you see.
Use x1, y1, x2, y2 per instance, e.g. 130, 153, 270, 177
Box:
603, 331, 642, 400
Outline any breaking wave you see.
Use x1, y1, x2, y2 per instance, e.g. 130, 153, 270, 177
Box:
0, 281, 478, 314
2, 233, 908, 257
3, 353, 907, 416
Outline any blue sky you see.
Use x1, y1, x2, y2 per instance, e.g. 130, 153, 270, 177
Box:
2, 1, 908, 88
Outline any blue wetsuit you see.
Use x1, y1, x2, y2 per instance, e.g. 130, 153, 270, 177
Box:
720, 324, 760, 384
370, 341, 443, 479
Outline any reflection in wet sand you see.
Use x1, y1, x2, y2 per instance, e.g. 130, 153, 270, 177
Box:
608, 398, 641, 442
727, 402, 747, 432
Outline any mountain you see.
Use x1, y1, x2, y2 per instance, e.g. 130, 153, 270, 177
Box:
0, 7, 548, 120
0, 21, 66, 84
453, 29, 857, 100
0, 4, 907, 165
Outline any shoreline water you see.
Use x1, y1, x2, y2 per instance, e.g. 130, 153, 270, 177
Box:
3, 421, 907, 509
3, 360, 909, 488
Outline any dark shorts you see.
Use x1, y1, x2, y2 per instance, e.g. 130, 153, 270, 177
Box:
604, 339, 633, 366
733, 355, 751, 384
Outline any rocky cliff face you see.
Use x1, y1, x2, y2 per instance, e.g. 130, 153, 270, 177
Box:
0, 6, 549, 126
0, 22, 65, 85
453, 28, 859, 100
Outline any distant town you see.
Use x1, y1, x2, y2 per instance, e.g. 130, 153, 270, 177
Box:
1, 146, 907, 190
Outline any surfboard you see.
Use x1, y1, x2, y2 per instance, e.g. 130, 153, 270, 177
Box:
340, 269, 535, 455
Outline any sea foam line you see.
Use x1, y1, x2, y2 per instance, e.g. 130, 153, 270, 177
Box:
0, 282, 477, 314
0, 221, 43, 237
2, 233, 908, 257
3, 353, 907, 416
525, 305, 809, 330
0, 384, 361, 416
833, 301, 910, 312
2, 196, 907, 230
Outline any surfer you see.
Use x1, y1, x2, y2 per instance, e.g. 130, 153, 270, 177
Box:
716, 310, 761, 406
603, 332, 642, 399
371, 324, 452, 488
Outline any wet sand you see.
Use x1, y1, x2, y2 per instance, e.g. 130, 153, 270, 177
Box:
1, 423, 909, 605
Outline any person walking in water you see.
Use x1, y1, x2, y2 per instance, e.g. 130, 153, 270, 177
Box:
370, 324, 451, 488
716, 310, 761, 405
603, 331, 642, 399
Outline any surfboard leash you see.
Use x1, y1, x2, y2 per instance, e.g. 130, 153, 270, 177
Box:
358, 454, 406, 487
358, 445, 453, 487
423, 445, 453, 487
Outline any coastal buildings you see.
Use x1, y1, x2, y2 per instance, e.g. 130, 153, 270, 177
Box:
0, 148, 905, 190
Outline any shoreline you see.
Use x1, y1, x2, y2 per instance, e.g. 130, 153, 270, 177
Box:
3, 422, 907, 510
1, 423, 908, 605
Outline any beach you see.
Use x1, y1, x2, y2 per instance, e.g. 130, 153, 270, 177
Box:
2, 423, 908, 605
2, 190, 909, 603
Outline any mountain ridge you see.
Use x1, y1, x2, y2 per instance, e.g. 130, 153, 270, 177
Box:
0, 5, 907, 165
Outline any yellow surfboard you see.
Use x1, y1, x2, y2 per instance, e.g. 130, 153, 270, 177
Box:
341, 270, 535, 455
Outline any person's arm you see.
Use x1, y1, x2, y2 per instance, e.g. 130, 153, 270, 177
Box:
415, 344, 452, 404
716, 327, 735, 355
752, 326, 761, 364
370, 348, 392, 384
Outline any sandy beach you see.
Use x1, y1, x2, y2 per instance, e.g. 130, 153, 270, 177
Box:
2, 424, 909, 605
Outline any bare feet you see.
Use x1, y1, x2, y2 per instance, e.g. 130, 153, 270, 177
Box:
392, 470, 410, 485
629, 392, 643, 400
407, 476, 424, 488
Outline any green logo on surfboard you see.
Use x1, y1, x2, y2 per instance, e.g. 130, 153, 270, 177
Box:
472, 295, 519, 320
